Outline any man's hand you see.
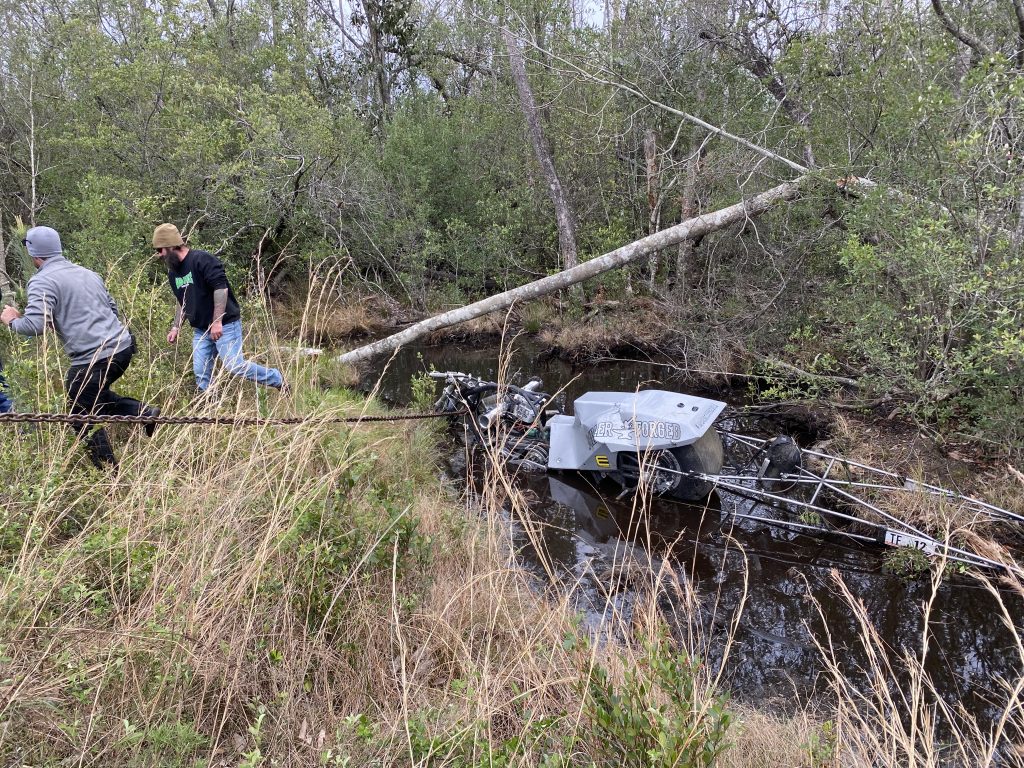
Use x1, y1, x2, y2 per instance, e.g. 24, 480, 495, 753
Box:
1, 305, 21, 326
167, 326, 179, 344
209, 320, 223, 341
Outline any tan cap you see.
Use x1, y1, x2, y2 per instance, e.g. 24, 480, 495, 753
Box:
152, 223, 185, 248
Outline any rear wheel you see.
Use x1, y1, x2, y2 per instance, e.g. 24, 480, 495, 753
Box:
613, 430, 724, 500
671, 429, 724, 500
614, 449, 684, 497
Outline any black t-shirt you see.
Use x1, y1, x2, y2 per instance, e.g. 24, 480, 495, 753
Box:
166, 249, 241, 331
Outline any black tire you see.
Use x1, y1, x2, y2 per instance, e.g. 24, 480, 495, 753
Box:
612, 429, 724, 501
756, 435, 802, 492
669, 429, 724, 500
613, 449, 683, 497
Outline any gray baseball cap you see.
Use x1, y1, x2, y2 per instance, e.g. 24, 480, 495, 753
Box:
24, 226, 63, 259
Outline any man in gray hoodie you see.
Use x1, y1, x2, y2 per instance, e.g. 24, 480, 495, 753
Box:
1, 226, 158, 468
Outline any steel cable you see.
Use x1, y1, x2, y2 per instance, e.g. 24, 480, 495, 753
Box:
0, 409, 462, 428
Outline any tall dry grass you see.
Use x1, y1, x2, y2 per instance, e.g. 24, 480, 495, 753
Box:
807, 561, 1024, 767
1, 287, 1021, 766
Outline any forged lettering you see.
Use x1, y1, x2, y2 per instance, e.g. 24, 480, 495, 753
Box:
592, 419, 682, 442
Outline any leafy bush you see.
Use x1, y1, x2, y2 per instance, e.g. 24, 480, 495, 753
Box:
284, 465, 432, 637
822, 195, 1024, 448
582, 639, 731, 767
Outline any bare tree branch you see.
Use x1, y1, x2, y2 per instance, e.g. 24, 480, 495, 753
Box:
698, 27, 816, 168
930, 0, 993, 59
385, 44, 493, 77
524, 39, 810, 175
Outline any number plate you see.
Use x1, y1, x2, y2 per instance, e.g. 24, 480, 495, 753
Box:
884, 531, 937, 555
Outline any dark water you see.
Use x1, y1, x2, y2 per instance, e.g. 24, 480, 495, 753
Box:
357, 336, 727, 411
361, 339, 1024, 738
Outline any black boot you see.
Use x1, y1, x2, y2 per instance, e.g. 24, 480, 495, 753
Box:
86, 428, 119, 470
140, 405, 161, 437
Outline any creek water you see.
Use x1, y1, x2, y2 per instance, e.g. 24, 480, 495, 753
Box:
361, 338, 1024, 736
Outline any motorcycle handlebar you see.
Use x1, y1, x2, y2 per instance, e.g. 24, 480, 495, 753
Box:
429, 370, 469, 379
430, 372, 548, 403
429, 371, 543, 391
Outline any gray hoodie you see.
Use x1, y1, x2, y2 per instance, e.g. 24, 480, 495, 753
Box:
10, 256, 132, 366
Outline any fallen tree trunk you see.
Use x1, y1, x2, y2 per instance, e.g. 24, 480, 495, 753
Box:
336, 176, 807, 365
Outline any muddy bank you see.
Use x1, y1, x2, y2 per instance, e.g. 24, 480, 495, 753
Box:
283, 291, 700, 364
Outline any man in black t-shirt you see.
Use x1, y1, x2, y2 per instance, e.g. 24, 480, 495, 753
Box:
153, 224, 286, 393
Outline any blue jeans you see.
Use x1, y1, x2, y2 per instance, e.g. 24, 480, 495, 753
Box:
192, 320, 283, 391
0, 362, 13, 413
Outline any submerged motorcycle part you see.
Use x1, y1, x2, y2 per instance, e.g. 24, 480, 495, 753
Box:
614, 448, 684, 497
517, 443, 550, 473
755, 435, 802, 492
612, 429, 724, 501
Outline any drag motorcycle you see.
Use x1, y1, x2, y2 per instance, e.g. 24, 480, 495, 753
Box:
430, 370, 1023, 575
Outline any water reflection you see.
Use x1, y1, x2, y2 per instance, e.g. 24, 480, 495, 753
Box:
506, 468, 1022, 731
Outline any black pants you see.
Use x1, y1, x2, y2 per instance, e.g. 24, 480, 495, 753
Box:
66, 345, 144, 468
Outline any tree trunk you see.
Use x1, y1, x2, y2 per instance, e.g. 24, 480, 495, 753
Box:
1014, 186, 1024, 252
675, 142, 705, 302
644, 127, 660, 288
269, 0, 282, 45
502, 27, 578, 273
336, 176, 808, 365
337, 0, 346, 49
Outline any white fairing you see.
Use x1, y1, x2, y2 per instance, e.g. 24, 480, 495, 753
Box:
548, 414, 598, 469
547, 390, 726, 470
